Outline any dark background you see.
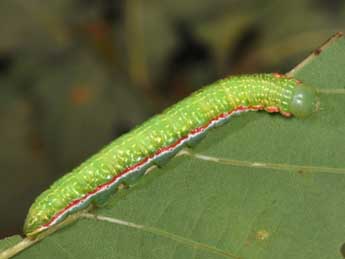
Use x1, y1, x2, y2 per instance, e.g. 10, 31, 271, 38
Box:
0, 0, 344, 238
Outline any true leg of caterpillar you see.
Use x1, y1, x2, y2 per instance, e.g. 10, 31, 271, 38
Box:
178, 148, 345, 175
0, 207, 92, 259
80, 212, 241, 259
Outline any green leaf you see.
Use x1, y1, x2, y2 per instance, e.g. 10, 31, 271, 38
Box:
2, 33, 345, 259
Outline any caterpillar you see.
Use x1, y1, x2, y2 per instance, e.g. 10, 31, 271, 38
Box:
23, 73, 318, 237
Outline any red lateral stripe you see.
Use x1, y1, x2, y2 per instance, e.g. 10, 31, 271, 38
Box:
42, 105, 268, 229
265, 106, 280, 113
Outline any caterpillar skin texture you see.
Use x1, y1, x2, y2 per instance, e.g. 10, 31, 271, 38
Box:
24, 73, 318, 236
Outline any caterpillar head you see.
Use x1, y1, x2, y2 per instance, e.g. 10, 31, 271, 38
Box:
289, 84, 319, 118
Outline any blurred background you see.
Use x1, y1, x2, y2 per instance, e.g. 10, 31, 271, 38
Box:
0, 0, 344, 238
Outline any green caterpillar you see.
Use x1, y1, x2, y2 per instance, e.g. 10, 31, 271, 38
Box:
23, 73, 318, 237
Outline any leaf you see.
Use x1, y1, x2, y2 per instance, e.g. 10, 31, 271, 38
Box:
2, 33, 345, 259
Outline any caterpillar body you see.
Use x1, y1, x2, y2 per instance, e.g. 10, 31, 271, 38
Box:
24, 73, 318, 237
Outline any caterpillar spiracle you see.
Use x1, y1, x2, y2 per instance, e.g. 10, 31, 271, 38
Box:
23, 73, 319, 237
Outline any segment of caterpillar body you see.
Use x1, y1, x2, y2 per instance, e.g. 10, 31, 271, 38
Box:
23, 73, 319, 237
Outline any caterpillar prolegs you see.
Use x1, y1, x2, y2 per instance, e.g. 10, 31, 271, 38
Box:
23, 73, 319, 237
